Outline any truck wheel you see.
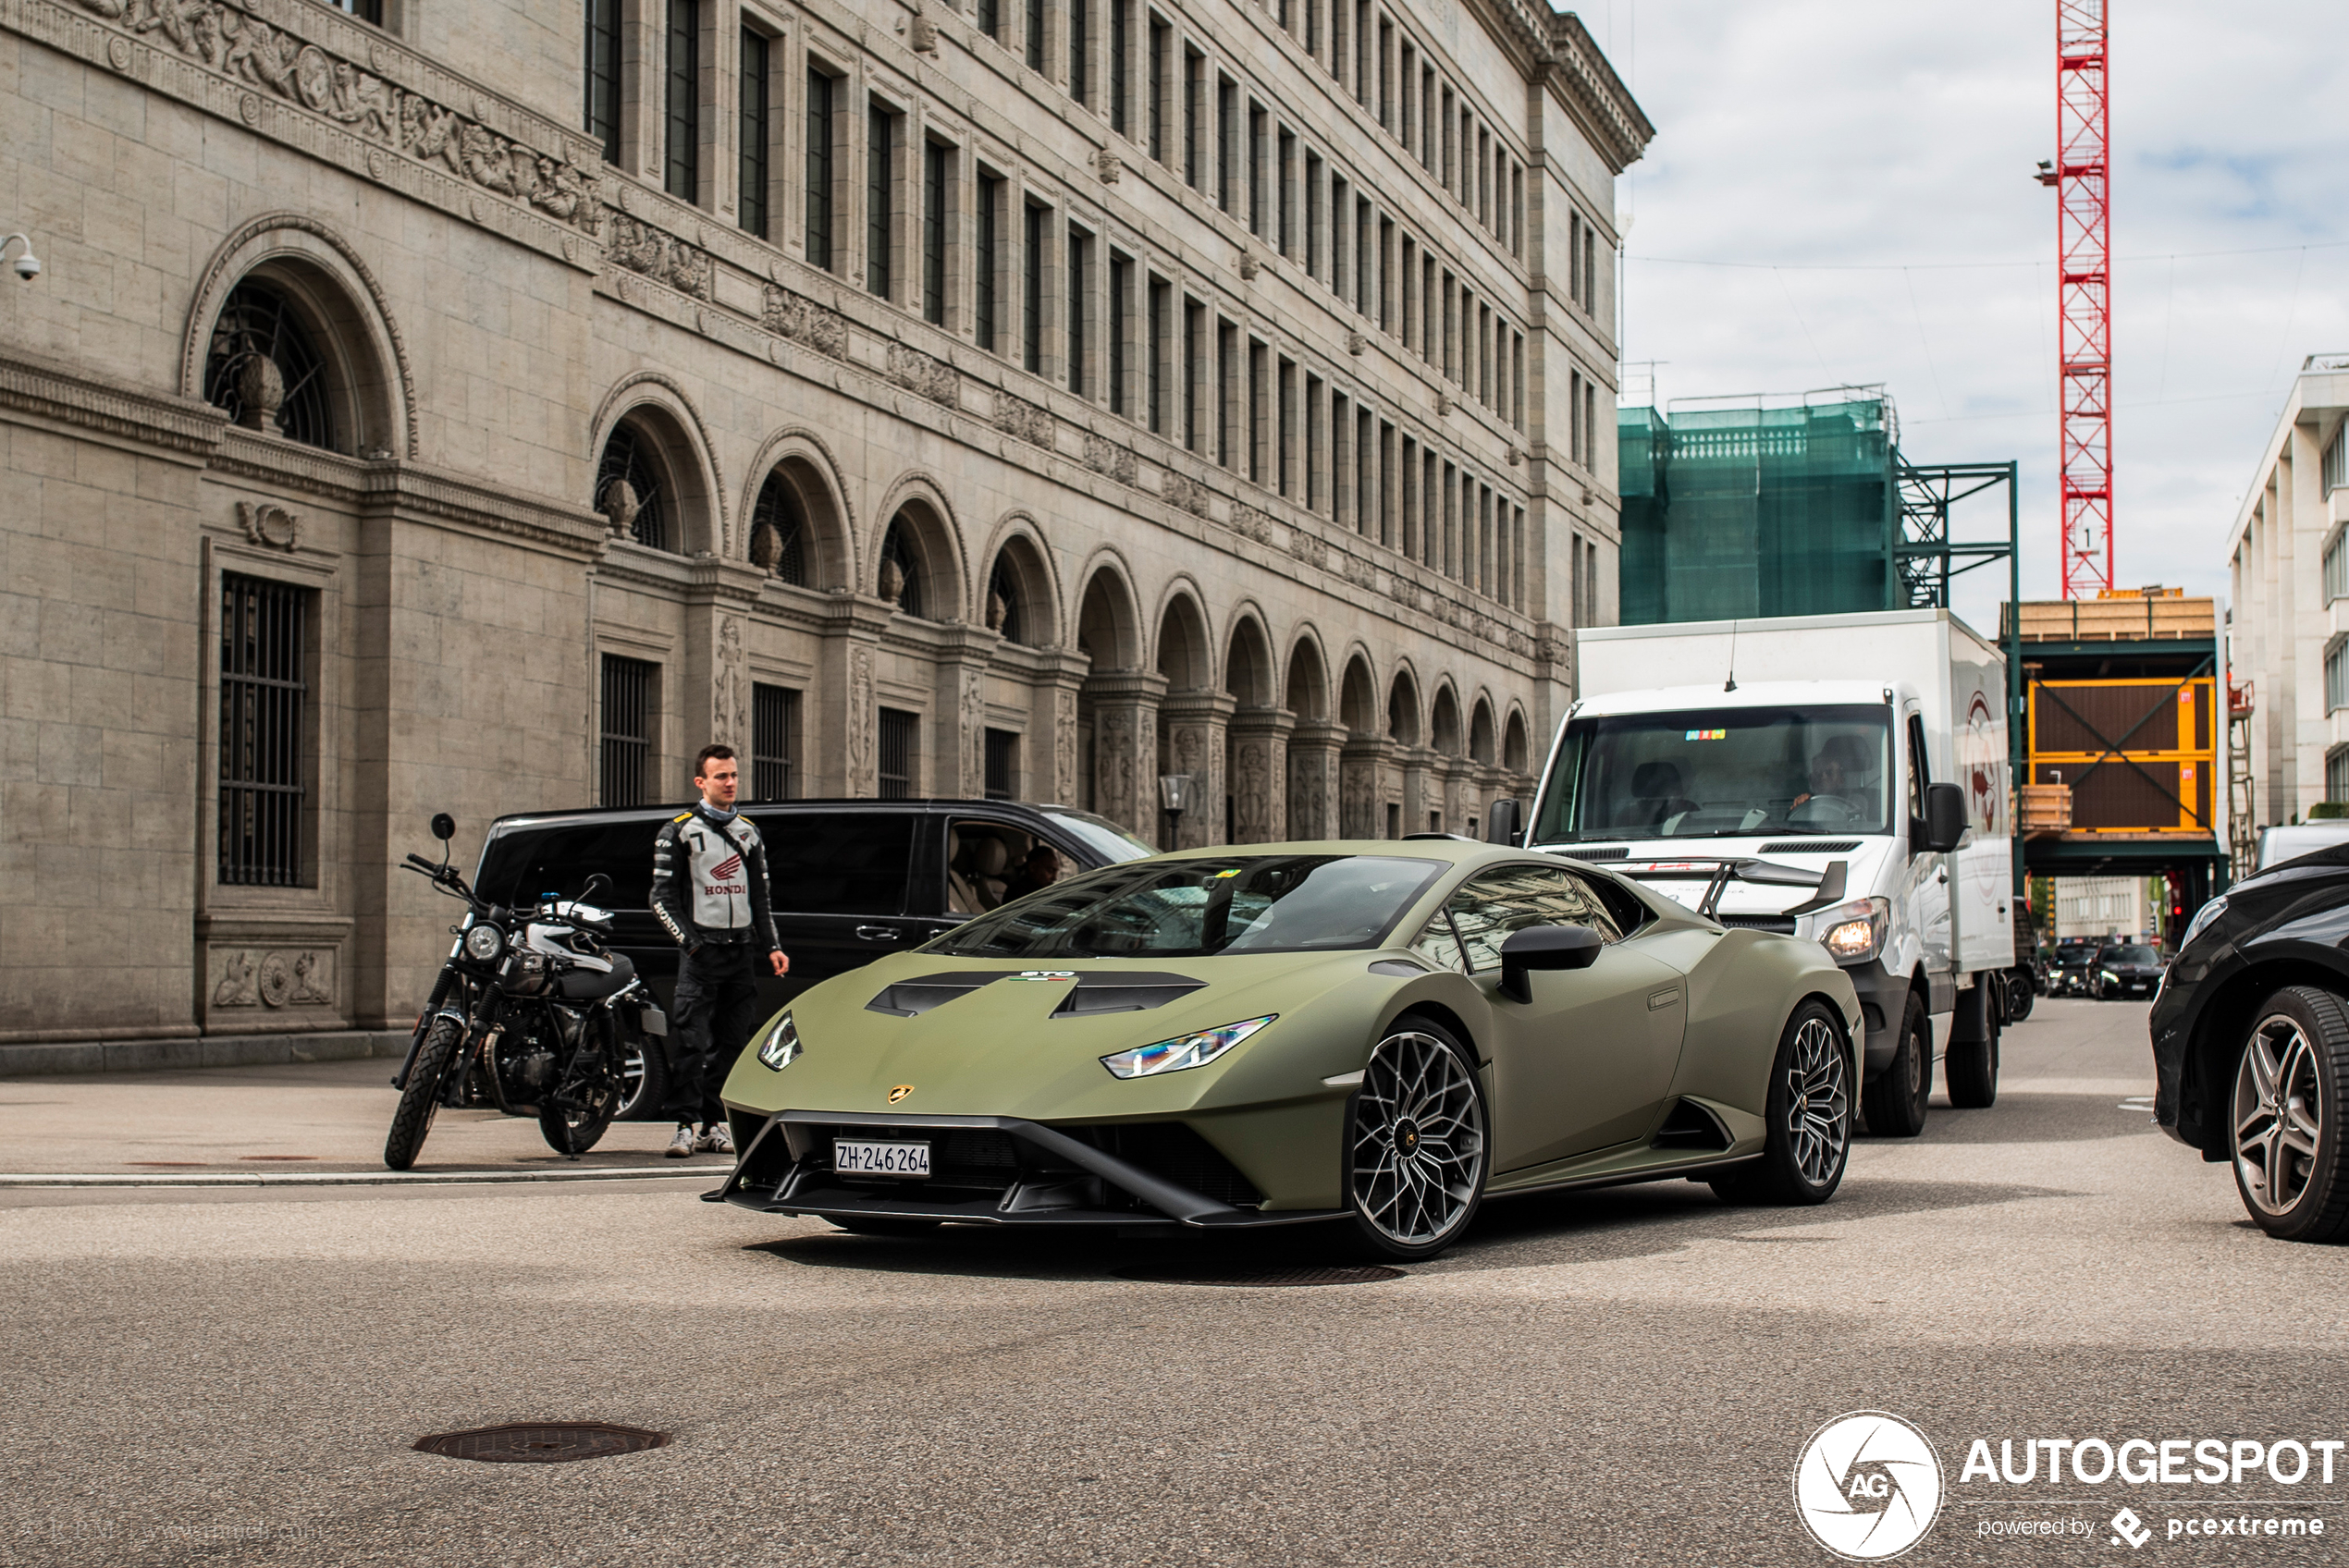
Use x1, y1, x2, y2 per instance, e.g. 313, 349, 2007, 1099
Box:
2005, 968, 2035, 1023
1862, 992, 1931, 1137
1946, 1004, 1999, 1109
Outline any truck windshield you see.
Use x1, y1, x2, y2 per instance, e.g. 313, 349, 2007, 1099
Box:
1531, 704, 1894, 843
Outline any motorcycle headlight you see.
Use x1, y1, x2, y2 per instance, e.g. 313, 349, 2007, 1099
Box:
463, 924, 504, 962
756, 1012, 802, 1072
2181, 896, 2228, 949
1812, 897, 1890, 963
1101, 1015, 1276, 1080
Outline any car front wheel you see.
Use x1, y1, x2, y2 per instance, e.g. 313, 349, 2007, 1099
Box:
2232, 986, 2349, 1242
1712, 1000, 1852, 1206
1346, 1020, 1488, 1261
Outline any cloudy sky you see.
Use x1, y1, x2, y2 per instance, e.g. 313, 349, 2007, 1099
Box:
1579, 0, 2349, 629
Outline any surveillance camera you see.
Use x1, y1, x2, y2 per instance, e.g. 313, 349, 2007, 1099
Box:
11, 254, 38, 283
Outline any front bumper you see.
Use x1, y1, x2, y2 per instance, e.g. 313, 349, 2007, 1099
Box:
716, 1109, 1345, 1230
1844, 961, 1913, 1080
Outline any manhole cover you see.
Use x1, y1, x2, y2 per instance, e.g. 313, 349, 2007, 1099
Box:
1114, 1264, 1406, 1287
413, 1422, 671, 1464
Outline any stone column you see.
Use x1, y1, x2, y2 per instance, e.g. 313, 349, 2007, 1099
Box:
1227, 706, 1295, 843
1400, 745, 1432, 836
1028, 651, 1092, 806
1161, 687, 1236, 846
1340, 734, 1392, 838
1086, 670, 1166, 839
818, 592, 894, 796
1286, 718, 1344, 839
933, 621, 1002, 797
680, 557, 770, 769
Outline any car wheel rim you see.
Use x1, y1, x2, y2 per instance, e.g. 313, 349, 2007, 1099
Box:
1785, 1016, 1851, 1184
1352, 1031, 1485, 1246
620, 1044, 646, 1112
2235, 1014, 2324, 1216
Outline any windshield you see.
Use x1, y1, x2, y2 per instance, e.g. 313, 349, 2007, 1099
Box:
1532, 704, 1893, 843
924, 854, 1445, 959
2100, 946, 2159, 966
1037, 805, 1158, 864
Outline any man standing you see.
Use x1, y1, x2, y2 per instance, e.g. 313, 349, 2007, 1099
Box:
650, 745, 789, 1158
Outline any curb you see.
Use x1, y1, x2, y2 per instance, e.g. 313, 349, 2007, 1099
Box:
0, 1031, 409, 1079
0, 1167, 732, 1189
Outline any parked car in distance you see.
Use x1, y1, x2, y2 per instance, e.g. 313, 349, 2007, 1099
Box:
2254, 821, 2349, 872
470, 799, 1155, 1113
2153, 839, 2349, 1241
2093, 942, 2166, 1000
2049, 947, 2097, 998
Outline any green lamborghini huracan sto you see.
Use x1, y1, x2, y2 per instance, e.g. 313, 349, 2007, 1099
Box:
716, 839, 1863, 1259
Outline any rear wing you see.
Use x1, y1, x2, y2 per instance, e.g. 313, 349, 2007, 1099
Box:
1596, 855, 1851, 921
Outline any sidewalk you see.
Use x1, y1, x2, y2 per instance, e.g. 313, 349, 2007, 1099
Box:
0, 1058, 735, 1178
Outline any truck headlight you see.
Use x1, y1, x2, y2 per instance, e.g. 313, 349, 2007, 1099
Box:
1101, 1015, 1275, 1079
756, 1013, 802, 1071
1811, 897, 1889, 963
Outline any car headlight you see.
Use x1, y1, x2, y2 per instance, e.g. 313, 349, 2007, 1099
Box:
2100, 970, 2120, 984
1101, 1015, 1276, 1080
2181, 896, 2228, 949
756, 1012, 801, 1072
1811, 897, 1889, 963
463, 924, 504, 962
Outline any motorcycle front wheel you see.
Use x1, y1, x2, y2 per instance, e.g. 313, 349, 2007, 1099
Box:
385, 1014, 463, 1170
538, 1018, 621, 1158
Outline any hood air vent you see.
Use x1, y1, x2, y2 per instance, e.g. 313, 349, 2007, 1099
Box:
1760, 839, 1861, 854
1049, 971, 1207, 1017
1561, 846, 1630, 861
866, 971, 1011, 1016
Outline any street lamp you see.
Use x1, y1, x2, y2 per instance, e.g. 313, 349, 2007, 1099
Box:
1158, 773, 1191, 850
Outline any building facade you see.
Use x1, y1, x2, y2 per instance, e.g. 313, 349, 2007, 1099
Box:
0, 0, 1647, 1047
2225, 356, 2349, 836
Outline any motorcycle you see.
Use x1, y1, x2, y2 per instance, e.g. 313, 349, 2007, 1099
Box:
384, 813, 669, 1170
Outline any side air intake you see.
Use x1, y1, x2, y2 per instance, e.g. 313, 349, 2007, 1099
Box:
1651, 1098, 1733, 1152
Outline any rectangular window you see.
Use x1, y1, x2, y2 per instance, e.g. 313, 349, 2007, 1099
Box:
1067, 227, 1091, 396
1331, 178, 1348, 298
584, 0, 621, 163
2328, 424, 2347, 495
1184, 49, 1204, 189
1218, 78, 1237, 211
1378, 420, 1396, 545
598, 653, 655, 810
1277, 357, 1296, 498
1219, 319, 1238, 468
1186, 300, 1207, 452
1327, 389, 1344, 519
1479, 302, 1493, 406
326, 0, 384, 20
1249, 339, 1269, 483
1070, 0, 1088, 104
1399, 44, 1415, 151
2331, 746, 2349, 805
1112, 0, 1132, 133
1149, 19, 1170, 162
1248, 105, 1268, 236
218, 573, 309, 886
1513, 332, 1525, 430
1355, 1, 1370, 102
752, 683, 800, 802
1356, 200, 1372, 315
976, 173, 1002, 352
1305, 153, 1323, 278
806, 68, 835, 271
1441, 273, 1456, 381
1024, 202, 1046, 373
1568, 211, 1581, 307
867, 104, 894, 298
1109, 252, 1132, 414
985, 729, 1019, 801
1147, 277, 1169, 434
980, 0, 1000, 41
1028, 0, 1047, 71
1569, 369, 1583, 464
738, 29, 770, 239
1309, 377, 1326, 511
1584, 222, 1598, 312
1277, 129, 1296, 257
664, 0, 700, 202
2327, 530, 2348, 605
878, 708, 917, 799
923, 141, 950, 325
2330, 638, 2349, 715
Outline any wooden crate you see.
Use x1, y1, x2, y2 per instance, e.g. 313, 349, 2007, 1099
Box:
2018, 783, 2072, 836
2005, 596, 2217, 643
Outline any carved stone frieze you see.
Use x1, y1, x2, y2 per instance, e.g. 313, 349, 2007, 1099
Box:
236, 500, 302, 551
1287, 528, 1328, 570
212, 948, 336, 1010
1080, 433, 1137, 485
607, 213, 712, 300
885, 342, 958, 407
1230, 505, 1278, 546
1162, 472, 1211, 517
761, 284, 849, 359
993, 392, 1054, 448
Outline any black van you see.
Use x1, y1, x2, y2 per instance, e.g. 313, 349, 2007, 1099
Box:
470, 797, 1153, 1029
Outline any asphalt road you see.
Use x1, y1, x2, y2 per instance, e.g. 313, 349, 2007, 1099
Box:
4, 997, 2346, 1567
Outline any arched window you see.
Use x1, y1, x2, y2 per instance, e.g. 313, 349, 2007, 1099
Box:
202, 281, 336, 450
595, 422, 670, 552
986, 557, 1022, 643
750, 470, 807, 585
879, 519, 924, 619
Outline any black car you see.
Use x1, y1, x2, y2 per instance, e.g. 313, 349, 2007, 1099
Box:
471, 799, 1153, 1111
2092, 942, 2165, 1000
2050, 948, 2097, 997
2152, 842, 2349, 1241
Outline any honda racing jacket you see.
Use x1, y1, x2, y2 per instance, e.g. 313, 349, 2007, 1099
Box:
651, 806, 783, 955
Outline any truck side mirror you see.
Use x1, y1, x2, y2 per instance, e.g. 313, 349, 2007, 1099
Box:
1487, 797, 1523, 846
1496, 924, 1603, 1002
1917, 782, 1965, 854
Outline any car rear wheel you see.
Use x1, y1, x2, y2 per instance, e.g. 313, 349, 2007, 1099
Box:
2232, 986, 2349, 1243
1346, 1020, 1488, 1261
616, 1035, 667, 1121
1711, 1001, 1851, 1206
1861, 991, 1931, 1137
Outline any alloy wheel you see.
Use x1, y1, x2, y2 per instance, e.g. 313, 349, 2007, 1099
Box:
2235, 1013, 2325, 1217
1784, 1015, 1851, 1185
1350, 1031, 1486, 1247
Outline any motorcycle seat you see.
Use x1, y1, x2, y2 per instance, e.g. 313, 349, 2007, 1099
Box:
557, 951, 636, 1000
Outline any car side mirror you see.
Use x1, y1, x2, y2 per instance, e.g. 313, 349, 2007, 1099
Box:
1497, 924, 1604, 1003
1487, 797, 1523, 846
430, 812, 457, 842
1915, 782, 1965, 854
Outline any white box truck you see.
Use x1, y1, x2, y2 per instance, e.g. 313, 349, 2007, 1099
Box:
1517, 608, 2015, 1134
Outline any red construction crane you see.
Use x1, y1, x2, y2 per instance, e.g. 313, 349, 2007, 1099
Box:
2038, 2, 2112, 598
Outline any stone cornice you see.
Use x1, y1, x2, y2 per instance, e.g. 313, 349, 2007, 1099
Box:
0, 346, 228, 459
1539, 10, 1655, 175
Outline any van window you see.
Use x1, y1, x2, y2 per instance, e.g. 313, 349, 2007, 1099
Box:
752, 810, 915, 915
477, 819, 661, 910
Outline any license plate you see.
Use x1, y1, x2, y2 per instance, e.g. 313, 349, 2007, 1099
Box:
833, 1138, 931, 1178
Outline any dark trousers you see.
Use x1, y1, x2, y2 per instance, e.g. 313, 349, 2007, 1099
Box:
666, 942, 763, 1126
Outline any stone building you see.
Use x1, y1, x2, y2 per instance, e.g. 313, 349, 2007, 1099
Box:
0, 0, 1647, 1047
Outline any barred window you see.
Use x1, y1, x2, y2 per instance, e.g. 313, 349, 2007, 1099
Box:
203, 282, 336, 451
878, 708, 917, 800
986, 729, 1018, 801
752, 683, 800, 802
218, 574, 310, 887
595, 422, 670, 552
600, 655, 657, 807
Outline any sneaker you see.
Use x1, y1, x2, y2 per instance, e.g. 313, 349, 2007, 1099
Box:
698, 1122, 735, 1157
665, 1123, 697, 1158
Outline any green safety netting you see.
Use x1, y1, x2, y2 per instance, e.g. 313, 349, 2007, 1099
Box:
1617, 396, 1895, 625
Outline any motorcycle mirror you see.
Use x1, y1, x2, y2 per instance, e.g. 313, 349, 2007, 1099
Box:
429, 813, 456, 842
581, 871, 610, 900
